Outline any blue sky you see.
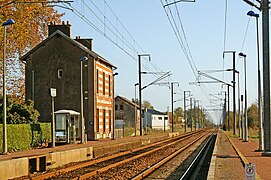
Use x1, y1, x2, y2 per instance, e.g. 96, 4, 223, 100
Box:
56, 1, 261, 124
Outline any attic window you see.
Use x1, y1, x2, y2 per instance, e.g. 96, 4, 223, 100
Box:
58, 69, 63, 79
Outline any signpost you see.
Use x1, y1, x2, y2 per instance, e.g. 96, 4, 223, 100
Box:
50, 88, 56, 147
245, 163, 256, 180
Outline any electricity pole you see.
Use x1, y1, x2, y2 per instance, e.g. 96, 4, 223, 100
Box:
262, 0, 271, 155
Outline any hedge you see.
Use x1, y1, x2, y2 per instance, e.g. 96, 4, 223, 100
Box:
0, 123, 51, 152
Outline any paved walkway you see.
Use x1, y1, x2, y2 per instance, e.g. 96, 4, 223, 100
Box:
210, 130, 271, 180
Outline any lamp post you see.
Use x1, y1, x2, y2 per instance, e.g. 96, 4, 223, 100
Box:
138, 54, 150, 136
80, 56, 88, 143
112, 72, 118, 140
134, 83, 139, 136
247, 10, 264, 151
239, 52, 248, 142
2, 19, 15, 154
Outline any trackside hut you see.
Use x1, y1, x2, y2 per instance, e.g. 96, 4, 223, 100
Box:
145, 109, 170, 130
20, 22, 116, 140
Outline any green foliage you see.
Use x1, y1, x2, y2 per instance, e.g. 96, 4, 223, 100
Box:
142, 100, 154, 109
0, 123, 51, 152
0, 96, 40, 124
247, 102, 258, 128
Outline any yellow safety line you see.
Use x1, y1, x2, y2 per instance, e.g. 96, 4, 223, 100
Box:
225, 132, 261, 180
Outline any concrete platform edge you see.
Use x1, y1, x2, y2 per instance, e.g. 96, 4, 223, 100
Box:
207, 131, 218, 180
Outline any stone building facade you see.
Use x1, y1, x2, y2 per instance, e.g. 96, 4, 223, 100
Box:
115, 96, 139, 128
20, 22, 116, 140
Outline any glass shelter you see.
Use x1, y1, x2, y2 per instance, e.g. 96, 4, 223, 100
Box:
54, 110, 80, 143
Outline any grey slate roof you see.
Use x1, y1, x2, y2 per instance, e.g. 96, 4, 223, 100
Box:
146, 108, 167, 115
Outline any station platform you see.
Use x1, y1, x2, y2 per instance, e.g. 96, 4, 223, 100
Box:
0, 132, 180, 179
208, 130, 271, 180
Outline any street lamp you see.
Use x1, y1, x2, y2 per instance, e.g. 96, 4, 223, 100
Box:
247, 10, 264, 151
112, 72, 118, 140
80, 56, 88, 143
2, 19, 15, 154
239, 52, 248, 142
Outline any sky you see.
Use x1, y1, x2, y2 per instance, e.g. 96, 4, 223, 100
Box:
56, 0, 262, 124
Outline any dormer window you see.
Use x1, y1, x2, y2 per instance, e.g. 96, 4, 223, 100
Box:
58, 69, 63, 79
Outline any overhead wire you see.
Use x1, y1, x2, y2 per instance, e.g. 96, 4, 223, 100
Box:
61, 1, 171, 87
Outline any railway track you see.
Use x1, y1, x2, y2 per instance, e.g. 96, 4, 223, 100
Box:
132, 130, 217, 180
25, 130, 210, 179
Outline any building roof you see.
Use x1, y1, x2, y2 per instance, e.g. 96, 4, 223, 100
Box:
115, 96, 140, 108
54, 109, 80, 115
20, 30, 116, 68
146, 108, 167, 116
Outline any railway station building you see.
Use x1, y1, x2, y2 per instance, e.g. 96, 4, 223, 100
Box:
20, 21, 116, 140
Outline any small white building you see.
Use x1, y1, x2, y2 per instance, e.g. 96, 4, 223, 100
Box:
144, 109, 170, 130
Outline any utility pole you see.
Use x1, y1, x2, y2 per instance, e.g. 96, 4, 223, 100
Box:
183, 91, 190, 132
138, 54, 150, 136
171, 82, 179, 132
227, 85, 230, 131
262, 0, 270, 155
190, 97, 193, 132
197, 100, 200, 129
194, 99, 196, 130
224, 51, 236, 134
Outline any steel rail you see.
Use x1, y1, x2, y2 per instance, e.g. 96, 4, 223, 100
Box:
131, 130, 213, 180
180, 130, 217, 179
31, 130, 202, 179
74, 131, 207, 179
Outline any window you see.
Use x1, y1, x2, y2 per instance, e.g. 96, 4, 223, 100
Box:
120, 105, 123, 111
58, 69, 63, 79
103, 109, 106, 133
103, 72, 105, 95
109, 75, 111, 96
115, 104, 118, 110
96, 70, 99, 94
158, 117, 163, 120
109, 110, 112, 132
164, 117, 168, 120
96, 109, 99, 132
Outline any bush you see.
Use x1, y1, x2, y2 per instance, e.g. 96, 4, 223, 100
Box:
0, 123, 51, 152
0, 96, 40, 124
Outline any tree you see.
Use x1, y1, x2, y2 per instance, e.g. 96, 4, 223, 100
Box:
142, 100, 153, 109
247, 102, 258, 128
0, 1, 63, 98
174, 107, 183, 123
0, 95, 40, 124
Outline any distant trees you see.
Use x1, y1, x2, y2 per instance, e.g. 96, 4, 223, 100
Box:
247, 102, 258, 128
142, 100, 154, 109
0, 96, 40, 124
0, 1, 63, 98
174, 107, 183, 123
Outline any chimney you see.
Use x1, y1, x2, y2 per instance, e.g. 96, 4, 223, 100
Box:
48, 21, 71, 37
74, 37, 93, 51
